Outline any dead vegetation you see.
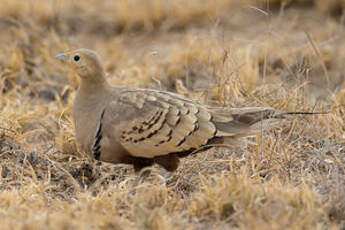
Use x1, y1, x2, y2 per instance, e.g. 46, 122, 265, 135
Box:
0, 0, 345, 229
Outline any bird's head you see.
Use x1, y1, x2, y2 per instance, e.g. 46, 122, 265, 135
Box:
56, 48, 105, 82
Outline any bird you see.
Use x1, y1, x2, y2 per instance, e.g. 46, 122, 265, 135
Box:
55, 48, 325, 172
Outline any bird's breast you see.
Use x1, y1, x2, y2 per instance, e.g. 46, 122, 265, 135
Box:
73, 94, 108, 155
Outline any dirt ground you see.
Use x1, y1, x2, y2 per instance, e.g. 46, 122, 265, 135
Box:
0, 0, 345, 229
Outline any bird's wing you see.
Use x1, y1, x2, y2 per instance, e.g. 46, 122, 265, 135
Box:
103, 89, 217, 158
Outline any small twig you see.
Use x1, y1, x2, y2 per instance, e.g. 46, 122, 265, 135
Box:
0, 127, 16, 134
305, 32, 331, 90
246, 6, 269, 16
151, 76, 162, 89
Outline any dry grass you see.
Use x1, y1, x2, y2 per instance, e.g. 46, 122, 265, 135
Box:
0, 0, 345, 229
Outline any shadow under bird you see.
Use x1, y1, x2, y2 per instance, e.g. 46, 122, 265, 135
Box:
56, 49, 326, 172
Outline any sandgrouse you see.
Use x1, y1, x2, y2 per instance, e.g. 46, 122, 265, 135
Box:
56, 48, 321, 172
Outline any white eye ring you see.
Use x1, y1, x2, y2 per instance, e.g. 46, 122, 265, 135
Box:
73, 55, 81, 62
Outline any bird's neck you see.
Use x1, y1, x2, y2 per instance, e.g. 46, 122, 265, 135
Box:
80, 79, 107, 93
79, 72, 109, 92
77, 74, 111, 106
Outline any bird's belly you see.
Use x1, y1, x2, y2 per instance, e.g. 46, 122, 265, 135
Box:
98, 136, 132, 164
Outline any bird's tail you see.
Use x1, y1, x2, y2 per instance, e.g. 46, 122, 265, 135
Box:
209, 107, 329, 138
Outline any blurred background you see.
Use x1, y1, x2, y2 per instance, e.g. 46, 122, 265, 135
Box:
0, 1, 345, 229
1, 0, 345, 103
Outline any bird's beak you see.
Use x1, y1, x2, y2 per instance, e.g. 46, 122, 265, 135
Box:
55, 53, 68, 62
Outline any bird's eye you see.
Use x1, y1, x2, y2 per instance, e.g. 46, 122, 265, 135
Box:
73, 55, 81, 62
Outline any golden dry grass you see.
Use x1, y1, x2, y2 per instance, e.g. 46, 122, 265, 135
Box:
0, 0, 345, 229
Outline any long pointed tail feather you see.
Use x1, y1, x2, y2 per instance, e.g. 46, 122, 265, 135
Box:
271, 111, 330, 119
